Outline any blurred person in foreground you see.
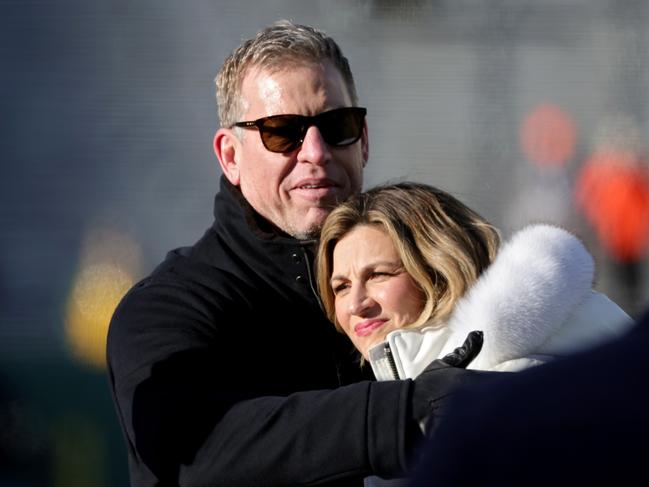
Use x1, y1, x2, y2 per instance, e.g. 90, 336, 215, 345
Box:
315, 182, 632, 486
408, 306, 649, 486
107, 21, 485, 486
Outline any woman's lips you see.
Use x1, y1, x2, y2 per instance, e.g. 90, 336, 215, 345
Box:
354, 319, 386, 337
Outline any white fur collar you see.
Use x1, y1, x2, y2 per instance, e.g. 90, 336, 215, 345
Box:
369, 224, 596, 379
442, 224, 594, 369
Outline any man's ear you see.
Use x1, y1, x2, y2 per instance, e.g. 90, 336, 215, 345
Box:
361, 119, 369, 166
214, 128, 240, 185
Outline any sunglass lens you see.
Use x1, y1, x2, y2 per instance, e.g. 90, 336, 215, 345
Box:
260, 116, 304, 152
320, 108, 365, 147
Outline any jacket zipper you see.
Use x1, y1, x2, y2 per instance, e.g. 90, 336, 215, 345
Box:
384, 343, 400, 380
300, 246, 325, 312
300, 246, 345, 385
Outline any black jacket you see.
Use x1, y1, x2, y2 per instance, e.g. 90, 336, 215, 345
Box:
107, 177, 412, 486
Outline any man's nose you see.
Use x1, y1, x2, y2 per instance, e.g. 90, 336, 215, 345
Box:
297, 125, 331, 165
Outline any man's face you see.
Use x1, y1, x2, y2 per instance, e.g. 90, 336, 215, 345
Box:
217, 61, 368, 239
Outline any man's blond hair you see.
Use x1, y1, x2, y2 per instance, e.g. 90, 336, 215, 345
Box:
215, 20, 359, 128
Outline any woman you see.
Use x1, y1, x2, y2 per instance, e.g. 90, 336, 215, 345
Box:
316, 182, 633, 380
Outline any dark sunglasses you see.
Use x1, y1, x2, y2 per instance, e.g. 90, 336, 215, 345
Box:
231, 107, 367, 153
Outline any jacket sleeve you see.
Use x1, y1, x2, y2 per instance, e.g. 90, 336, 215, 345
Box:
107, 277, 412, 486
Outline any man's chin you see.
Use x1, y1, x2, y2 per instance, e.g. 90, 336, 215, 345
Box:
289, 221, 323, 241
286, 209, 330, 240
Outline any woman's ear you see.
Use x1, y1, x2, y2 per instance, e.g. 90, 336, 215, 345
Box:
214, 128, 240, 185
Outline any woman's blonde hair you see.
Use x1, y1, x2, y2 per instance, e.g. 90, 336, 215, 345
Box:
316, 182, 500, 332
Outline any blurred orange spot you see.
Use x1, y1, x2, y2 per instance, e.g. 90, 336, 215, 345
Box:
521, 103, 577, 167
575, 150, 649, 262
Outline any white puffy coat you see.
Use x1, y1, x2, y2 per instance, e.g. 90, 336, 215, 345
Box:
369, 224, 634, 380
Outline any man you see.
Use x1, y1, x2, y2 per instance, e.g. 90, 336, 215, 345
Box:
409, 309, 649, 486
107, 21, 481, 486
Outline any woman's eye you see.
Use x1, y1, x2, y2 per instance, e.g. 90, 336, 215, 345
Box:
333, 283, 349, 295
369, 271, 391, 279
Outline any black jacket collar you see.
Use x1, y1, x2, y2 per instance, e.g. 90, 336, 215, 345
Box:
187, 176, 320, 304
212, 176, 317, 248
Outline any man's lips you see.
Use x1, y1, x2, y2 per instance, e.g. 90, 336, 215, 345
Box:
354, 319, 387, 337
292, 178, 340, 199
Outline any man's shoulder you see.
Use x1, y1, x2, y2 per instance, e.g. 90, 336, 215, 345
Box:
106, 243, 252, 355
125, 241, 252, 307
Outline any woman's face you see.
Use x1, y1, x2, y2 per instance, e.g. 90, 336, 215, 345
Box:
330, 224, 426, 359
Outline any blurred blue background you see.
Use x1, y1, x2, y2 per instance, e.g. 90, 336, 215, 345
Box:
2, 1, 648, 485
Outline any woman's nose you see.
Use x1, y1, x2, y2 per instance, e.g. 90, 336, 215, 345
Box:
348, 285, 374, 316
